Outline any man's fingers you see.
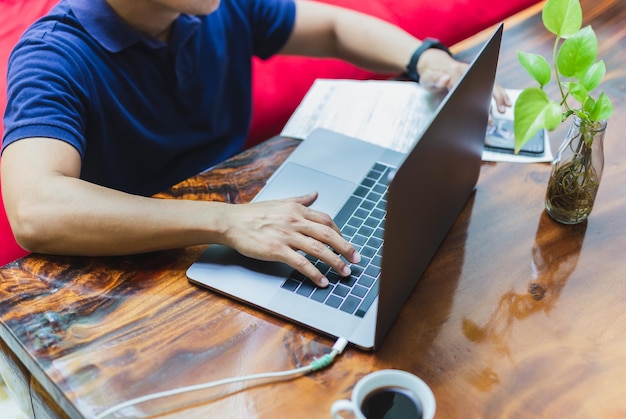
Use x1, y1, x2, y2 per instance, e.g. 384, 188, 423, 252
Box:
300, 209, 361, 264
492, 84, 512, 113
241, 195, 362, 287
421, 73, 451, 89
282, 217, 360, 287
288, 191, 318, 207
283, 249, 330, 287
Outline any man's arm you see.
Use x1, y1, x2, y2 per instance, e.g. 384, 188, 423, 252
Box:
1, 138, 359, 286
283, 1, 510, 111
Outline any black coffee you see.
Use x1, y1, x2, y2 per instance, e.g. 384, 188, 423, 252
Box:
360, 386, 423, 419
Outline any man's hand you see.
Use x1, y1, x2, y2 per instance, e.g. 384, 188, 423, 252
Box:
417, 49, 512, 113
220, 192, 361, 287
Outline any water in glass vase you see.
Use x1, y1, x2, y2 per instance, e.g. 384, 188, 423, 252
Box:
545, 116, 607, 224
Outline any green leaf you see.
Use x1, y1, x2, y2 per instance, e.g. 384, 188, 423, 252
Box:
582, 96, 596, 117
519, 0, 613, 135
567, 82, 589, 104
518, 51, 552, 86
578, 60, 606, 92
542, 0, 582, 38
557, 26, 598, 77
514, 88, 563, 153
591, 92, 614, 121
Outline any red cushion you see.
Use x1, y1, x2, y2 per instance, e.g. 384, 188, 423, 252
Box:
0, 0, 58, 265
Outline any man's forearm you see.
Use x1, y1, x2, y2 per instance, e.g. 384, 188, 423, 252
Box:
7, 176, 228, 256
287, 1, 420, 75
331, 8, 420, 74
1, 138, 227, 256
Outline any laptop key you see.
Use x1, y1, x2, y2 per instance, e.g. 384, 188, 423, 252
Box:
325, 294, 343, 308
332, 283, 350, 298
372, 255, 382, 267
350, 264, 364, 277
365, 264, 381, 277
371, 209, 385, 220
355, 208, 369, 219
358, 256, 371, 267
373, 184, 386, 194
364, 217, 379, 228
357, 274, 376, 288
341, 274, 357, 288
380, 168, 393, 185
352, 234, 367, 246
367, 237, 383, 248
289, 271, 306, 282
361, 200, 375, 211
366, 191, 382, 202
316, 261, 331, 275
333, 195, 361, 228
361, 246, 377, 258
347, 216, 363, 228
372, 163, 386, 175
296, 279, 316, 297
311, 285, 333, 302
340, 295, 361, 315
354, 186, 369, 198
351, 284, 368, 298
355, 280, 379, 318
362, 178, 375, 188
281, 278, 300, 292
358, 225, 374, 237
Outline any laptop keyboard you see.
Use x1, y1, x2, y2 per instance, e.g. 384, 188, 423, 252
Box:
280, 162, 392, 317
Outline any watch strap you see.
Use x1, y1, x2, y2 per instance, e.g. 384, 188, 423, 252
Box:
405, 38, 452, 83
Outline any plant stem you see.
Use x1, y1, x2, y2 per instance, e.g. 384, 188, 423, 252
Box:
553, 37, 572, 115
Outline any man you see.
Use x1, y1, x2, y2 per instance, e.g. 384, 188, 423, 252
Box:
1, 0, 509, 287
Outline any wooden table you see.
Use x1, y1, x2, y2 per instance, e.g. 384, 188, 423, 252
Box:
2, 0, 625, 417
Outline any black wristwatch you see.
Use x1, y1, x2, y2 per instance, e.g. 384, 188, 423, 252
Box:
405, 38, 452, 83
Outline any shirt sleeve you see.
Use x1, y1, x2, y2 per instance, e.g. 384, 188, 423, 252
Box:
249, 0, 296, 59
2, 36, 89, 157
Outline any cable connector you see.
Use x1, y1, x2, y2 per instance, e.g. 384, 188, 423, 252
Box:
310, 337, 349, 371
332, 337, 349, 354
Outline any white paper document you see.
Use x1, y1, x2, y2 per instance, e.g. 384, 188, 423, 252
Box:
280, 80, 553, 163
281, 79, 442, 154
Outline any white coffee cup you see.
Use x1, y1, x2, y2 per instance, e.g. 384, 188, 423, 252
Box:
330, 369, 435, 419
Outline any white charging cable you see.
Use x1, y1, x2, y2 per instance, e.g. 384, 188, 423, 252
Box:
94, 337, 349, 419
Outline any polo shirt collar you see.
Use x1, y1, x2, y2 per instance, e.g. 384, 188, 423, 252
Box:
68, 0, 201, 53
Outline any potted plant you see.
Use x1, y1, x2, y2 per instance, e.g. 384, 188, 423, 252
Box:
513, 0, 614, 224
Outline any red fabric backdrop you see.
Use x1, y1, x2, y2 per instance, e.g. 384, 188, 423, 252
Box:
0, 0, 539, 265
1, 0, 59, 265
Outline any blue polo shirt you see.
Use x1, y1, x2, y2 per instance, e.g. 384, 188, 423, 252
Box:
2, 0, 295, 196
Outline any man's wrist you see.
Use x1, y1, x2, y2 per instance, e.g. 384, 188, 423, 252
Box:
405, 38, 452, 83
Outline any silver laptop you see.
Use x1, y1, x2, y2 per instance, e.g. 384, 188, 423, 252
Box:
187, 24, 503, 350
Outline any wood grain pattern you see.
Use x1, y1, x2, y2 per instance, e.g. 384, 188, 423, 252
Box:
1, 0, 626, 417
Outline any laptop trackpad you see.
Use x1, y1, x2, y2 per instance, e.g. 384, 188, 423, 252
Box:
254, 163, 355, 216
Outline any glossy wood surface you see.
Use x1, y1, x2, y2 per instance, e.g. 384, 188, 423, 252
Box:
2, 0, 626, 417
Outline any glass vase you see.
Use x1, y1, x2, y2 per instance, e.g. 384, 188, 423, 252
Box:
545, 116, 607, 224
